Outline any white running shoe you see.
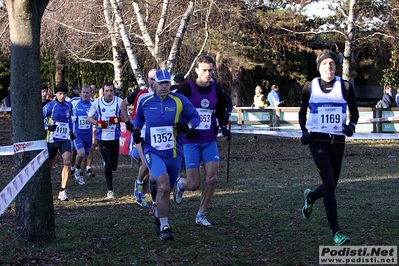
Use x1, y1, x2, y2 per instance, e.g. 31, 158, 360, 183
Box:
173, 176, 184, 205
106, 190, 115, 199
195, 215, 212, 227
74, 171, 85, 185
74, 169, 80, 180
58, 190, 69, 201
77, 176, 85, 185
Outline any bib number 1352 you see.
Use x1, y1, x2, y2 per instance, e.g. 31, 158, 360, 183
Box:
150, 126, 174, 150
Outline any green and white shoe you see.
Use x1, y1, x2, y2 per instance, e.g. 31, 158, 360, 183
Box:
333, 231, 350, 246
302, 188, 313, 220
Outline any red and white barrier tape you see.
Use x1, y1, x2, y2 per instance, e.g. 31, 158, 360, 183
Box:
0, 148, 48, 216
230, 126, 399, 140
0, 140, 48, 156
365, 116, 399, 123
0, 107, 11, 112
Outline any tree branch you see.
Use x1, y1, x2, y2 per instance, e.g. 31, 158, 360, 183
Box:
186, 0, 214, 76
278, 26, 346, 37
56, 33, 114, 64
44, 16, 102, 35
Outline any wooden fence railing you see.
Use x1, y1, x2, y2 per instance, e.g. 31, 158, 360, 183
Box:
231, 107, 399, 133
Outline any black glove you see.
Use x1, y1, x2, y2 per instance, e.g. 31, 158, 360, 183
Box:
343, 123, 355, 137
133, 128, 143, 144
221, 127, 232, 141
174, 122, 189, 134
185, 129, 197, 140
125, 121, 134, 132
301, 131, 310, 145
69, 131, 76, 141
48, 125, 57, 131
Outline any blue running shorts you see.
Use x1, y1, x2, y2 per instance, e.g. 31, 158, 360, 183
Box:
74, 134, 93, 155
144, 152, 182, 189
183, 141, 220, 169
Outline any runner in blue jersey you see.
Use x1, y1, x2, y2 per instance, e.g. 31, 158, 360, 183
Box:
68, 87, 80, 179
70, 85, 94, 185
121, 69, 157, 209
85, 85, 98, 178
134, 69, 200, 241
43, 82, 75, 201
88, 82, 123, 200
173, 55, 231, 227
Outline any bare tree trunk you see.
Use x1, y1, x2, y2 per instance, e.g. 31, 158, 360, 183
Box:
54, 27, 66, 85
104, 0, 123, 88
110, 0, 146, 88
6, 0, 55, 245
230, 63, 242, 107
165, 1, 194, 71
342, 0, 356, 82
54, 53, 65, 85
215, 53, 242, 106
132, 0, 195, 74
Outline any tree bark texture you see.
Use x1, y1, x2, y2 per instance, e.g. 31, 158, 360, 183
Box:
342, 0, 357, 82
6, 0, 55, 245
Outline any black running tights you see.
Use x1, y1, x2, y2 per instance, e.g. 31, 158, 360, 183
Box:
98, 139, 119, 191
308, 139, 345, 234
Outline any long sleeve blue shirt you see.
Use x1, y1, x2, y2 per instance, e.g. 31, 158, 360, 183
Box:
134, 92, 199, 159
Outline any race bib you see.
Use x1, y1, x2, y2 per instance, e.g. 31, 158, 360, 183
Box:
54, 122, 69, 139
104, 116, 115, 131
317, 106, 343, 132
150, 126, 174, 151
196, 108, 213, 130
78, 116, 90, 130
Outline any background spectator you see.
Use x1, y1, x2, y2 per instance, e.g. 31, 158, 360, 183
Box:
68, 85, 80, 99
381, 85, 394, 108
252, 84, 267, 108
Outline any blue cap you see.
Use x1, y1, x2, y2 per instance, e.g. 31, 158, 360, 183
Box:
154, 69, 172, 82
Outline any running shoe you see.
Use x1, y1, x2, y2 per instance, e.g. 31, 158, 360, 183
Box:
85, 168, 95, 177
106, 190, 115, 199
134, 180, 144, 202
136, 198, 151, 208
74, 171, 86, 185
333, 231, 350, 246
173, 176, 184, 205
195, 214, 212, 227
159, 225, 174, 241
77, 176, 86, 185
58, 190, 69, 201
302, 188, 313, 220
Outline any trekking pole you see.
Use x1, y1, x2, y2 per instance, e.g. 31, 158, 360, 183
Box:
226, 120, 231, 183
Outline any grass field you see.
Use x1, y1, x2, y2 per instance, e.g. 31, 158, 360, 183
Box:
1, 125, 399, 265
